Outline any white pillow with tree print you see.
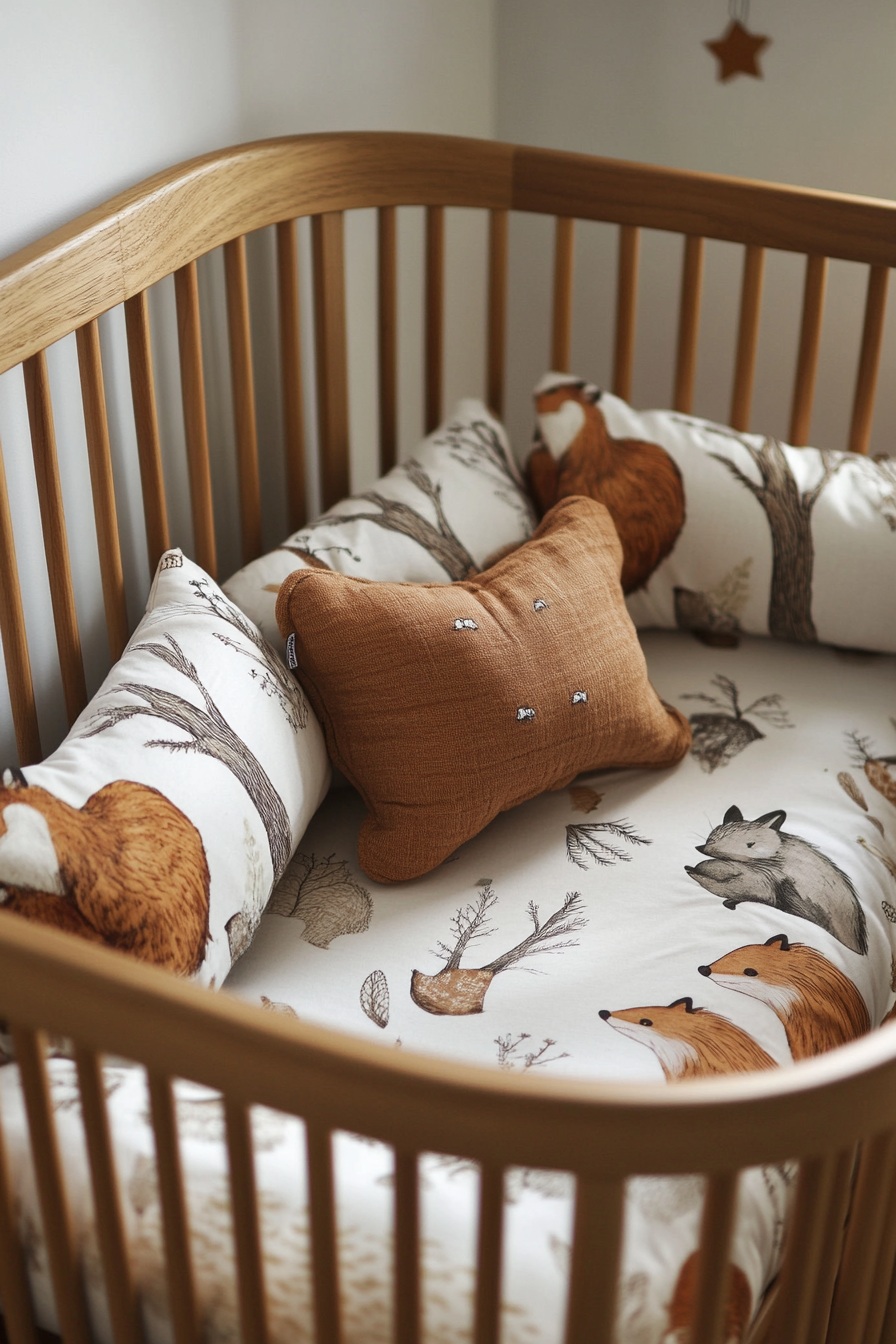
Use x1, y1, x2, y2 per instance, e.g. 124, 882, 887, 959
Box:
222, 399, 534, 646
585, 393, 896, 653
0, 552, 330, 988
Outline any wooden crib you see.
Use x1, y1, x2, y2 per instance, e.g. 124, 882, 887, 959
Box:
0, 131, 895, 1344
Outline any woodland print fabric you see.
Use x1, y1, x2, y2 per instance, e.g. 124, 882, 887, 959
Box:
222, 400, 534, 647
527, 376, 896, 653
3, 633, 894, 1344
0, 552, 330, 986
275, 496, 690, 883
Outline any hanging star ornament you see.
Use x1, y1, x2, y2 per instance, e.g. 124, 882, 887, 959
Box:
705, 20, 770, 82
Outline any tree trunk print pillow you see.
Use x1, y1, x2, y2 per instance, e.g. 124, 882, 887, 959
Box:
528, 374, 896, 654
0, 552, 330, 987
223, 400, 534, 647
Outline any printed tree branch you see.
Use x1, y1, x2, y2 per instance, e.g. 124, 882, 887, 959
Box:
187, 579, 308, 730
412, 888, 587, 1015
697, 425, 849, 642
83, 635, 292, 878
566, 821, 651, 870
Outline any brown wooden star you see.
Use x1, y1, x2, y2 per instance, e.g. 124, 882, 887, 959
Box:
705, 19, 770, 82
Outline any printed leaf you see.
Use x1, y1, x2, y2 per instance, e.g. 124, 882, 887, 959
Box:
360, 970, 390, 1029
839, 771, 869, 811
269, 852, 372, 948
568, 786, 604, 814
260, 995, 299, 1019
707, 558, 753, 618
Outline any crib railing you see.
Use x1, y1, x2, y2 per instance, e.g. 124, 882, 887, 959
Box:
3, 914, 896, 1344
0, 134, 894, 771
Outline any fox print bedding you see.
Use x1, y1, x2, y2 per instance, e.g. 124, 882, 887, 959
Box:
3, 629, 892, 1344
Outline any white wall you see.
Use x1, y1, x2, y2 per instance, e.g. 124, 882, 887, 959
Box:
0, 0, 496, 763
495, 0, 896, 459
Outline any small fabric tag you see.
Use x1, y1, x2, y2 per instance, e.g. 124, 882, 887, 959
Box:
286, 632, 298, 670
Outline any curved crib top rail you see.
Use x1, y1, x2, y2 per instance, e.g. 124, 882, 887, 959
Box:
2, 131, 895, 377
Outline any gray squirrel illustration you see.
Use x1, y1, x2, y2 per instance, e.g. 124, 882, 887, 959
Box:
685, 806, 868, 955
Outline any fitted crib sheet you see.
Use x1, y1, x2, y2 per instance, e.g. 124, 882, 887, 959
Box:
2, 632, 895, 1344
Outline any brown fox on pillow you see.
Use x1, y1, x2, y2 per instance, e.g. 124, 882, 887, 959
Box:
0, 769, 210, 975
527, 374, 685, 593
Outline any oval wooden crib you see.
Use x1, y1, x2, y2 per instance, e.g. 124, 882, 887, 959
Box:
0, 132, 895, 1344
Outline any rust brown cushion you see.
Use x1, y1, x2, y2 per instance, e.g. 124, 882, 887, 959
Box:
276, 495, 691, 883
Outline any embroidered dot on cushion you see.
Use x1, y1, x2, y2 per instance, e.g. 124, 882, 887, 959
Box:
275, 495, 691, 883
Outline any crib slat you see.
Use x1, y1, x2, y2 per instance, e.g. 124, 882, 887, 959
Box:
224, 1100, 268, 1344
563, 1176, 624, 1344
174, 261, 217, 577
11, 1028, 91, 1344
22, 351, 88, 727
377, 206, 398, 473
276, 219, 308, 532
769, 1154, 840, 1344
805, 1145, 855, 1344
848, 264, 890, 455
306, 1122, 341, 1344
689, 1172, 738, 1344
394, 1150, 420, 1344
124, 291, 170, 570
224, 235, 263, 564
75, 319, 129, 661
613, 224, 639, 402
486, 209, 509, 417
425, 205, 445, 434
147, 1073, 200, 1344
473, 1164, 504, 1344
74, 1048, 142, 1344
861, 1142, 896, 1344
0, 434, 41, 765
729, 244, 765, 432
551, 217, 575, 373
0, 1070, 37, 1344
673, 234, 704, 413
311, 212, 350, 511
827, 1130, 896, 1344
788, 255, 828, 446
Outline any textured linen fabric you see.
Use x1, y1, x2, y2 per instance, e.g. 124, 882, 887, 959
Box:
222, 399, 534, 647
0, 552, 330, 986
275, 496, 691, 882
527, 375, 896, 653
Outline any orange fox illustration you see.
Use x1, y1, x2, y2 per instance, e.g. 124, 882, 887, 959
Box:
599, 997, 775, 1079
663, 1252, 752, 1343
698, 934, 870, 1060
527, 376, 685, 593
0, 771, 210, 975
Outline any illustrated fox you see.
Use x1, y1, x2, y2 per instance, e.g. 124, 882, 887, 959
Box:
698, 934, 870, 1060
663, 1252, 752, 1344
599, 997, 775, 1079
527, 375, 685, 593
0, 769, 210, 975
685, 806, 868, 956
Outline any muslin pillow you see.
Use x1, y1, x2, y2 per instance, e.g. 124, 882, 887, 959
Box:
223, 400, 534, 646
275, 495, 691, 884
528, 373, 896, 653
0, 552, 330, 986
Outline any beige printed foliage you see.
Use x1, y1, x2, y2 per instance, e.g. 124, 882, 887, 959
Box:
568, 786, 603, 814
360, 970, 390, 1029
269, 852, 372, 948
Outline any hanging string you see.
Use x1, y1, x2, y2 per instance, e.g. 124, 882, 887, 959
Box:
729, 0, 751, 22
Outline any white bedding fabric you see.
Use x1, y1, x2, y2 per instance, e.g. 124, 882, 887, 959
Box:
2, 632, 895, 1344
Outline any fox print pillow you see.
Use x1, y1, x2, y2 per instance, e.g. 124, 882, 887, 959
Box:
0, 552, 330, 987
223, 400, 534, 646
528, 374, 896, 653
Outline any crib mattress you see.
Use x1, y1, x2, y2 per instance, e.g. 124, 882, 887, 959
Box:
3, 632, 895, 1344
